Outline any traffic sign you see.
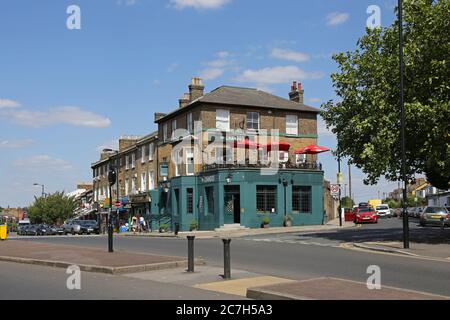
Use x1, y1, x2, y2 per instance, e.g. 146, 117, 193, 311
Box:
330, 184, 340, 196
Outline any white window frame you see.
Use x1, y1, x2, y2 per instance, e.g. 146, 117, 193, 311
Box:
149, 143, 154, 161
131, 153, 136, 168
247, 112, 260, 130
187, 113, 193, 134
125, 155, 129, 170
149, 171, 154, 191
286, 114, 298, 135
131, 177, 136, 193
125, 179, 129, 195
172, 119, 177, 139
163, 123, 168, 142
141, 172, 147, 192
296, 153, 306, 164
141, 145, 146, 164
186, 148, 194, 176
216, 109, 230, 131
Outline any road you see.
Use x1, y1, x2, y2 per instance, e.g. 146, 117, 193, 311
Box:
7, 218, 450, 298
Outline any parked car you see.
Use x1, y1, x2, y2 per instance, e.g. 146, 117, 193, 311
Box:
419, 206, 450, 227
375, 204, 391, 218
78, 220, 100, 235
25, 225, 39, 236
52, 225, 65, 235
413, 207, 424, 218
17, 225, 29, 235
354, 207, 378, 224
35, 224, 50, 236
407, 207, 416, 217
63, 220, 82, 235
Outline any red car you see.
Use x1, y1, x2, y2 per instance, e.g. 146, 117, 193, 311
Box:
354, 207, 378, 224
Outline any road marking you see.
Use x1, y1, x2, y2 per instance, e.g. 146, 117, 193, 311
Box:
243, 238, 338, 247
195, 276, 296, 297
340, 242, 450, 263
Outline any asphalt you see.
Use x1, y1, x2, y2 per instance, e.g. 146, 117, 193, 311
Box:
11, 219, 450, 297
0, 261, 243, 300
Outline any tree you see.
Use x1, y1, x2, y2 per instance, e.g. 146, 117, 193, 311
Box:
321, 0, 450, 189
28, 192, 75, 224
341, 196, 355, 208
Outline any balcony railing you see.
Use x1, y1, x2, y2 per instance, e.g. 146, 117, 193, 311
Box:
202, 161, 322, 172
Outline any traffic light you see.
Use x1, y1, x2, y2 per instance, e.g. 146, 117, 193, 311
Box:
108, 168, 117, 186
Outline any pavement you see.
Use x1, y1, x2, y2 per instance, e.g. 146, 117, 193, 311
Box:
352, 241, 450, 260
0, 240, 204, 274
117, 218, 355, 239
246, 277, 450, 300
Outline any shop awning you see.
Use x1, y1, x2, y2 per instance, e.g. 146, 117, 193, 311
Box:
262, 141, 291, 152
294, 144, 330, 154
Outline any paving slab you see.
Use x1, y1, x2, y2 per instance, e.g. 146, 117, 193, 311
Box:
353, 241, 450, 260
0, 240, 204, 274
247, 277, 450, 300
196, 276, 297, 297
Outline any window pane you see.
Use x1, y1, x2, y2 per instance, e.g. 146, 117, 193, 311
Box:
256, 186, 276, 213
292, 186, 311, 213
187, 188, 194, 214
206, 187, 214, 215
286, 115, 298, 135
216, 109, 229, 131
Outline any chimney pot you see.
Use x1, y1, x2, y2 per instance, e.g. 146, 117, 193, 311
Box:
188, 77, 205, 102
289, 80, 304, 104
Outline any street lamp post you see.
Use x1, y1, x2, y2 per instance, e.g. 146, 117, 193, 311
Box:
282, 179, 288, 220
33, 183, 45, 198
398, 0, 409, 249
104, 149, 119, 253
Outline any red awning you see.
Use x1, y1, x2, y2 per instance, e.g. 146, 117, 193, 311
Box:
233, 138, 259, 149
294, 144, 330, 154
262, 141, 291, 152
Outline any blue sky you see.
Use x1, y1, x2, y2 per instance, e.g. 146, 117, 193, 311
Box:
0, 0, 400, 207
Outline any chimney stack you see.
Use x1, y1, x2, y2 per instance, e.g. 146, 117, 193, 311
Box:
189, 77, 204, 102
179, 93, 190, 108
289, 81, 304, 104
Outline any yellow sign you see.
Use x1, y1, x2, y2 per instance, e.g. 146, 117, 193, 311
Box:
337, 173, 344, 185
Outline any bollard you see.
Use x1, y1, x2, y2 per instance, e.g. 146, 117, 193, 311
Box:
187, 236, 195, 272
222, 238, 231, 279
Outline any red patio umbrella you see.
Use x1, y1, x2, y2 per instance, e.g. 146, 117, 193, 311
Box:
233, 138, 259, 149
294, 144, 330, 154
262, 141, 291, 152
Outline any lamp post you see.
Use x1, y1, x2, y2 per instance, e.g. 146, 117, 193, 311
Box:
282, 179, 288, 220
33, 183, 45, 198
398, 0, 409, 248
104, 149, 119, 253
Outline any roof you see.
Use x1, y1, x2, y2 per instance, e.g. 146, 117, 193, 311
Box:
155, 85, 320, 123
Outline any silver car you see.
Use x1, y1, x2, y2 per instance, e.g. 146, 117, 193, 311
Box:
419, 206, 449, 227
62, 219, 82, 235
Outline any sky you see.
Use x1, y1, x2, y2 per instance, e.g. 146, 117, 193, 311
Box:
0, 0, 401, 208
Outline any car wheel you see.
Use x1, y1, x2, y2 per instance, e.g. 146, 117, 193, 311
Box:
71, 229, 75, 235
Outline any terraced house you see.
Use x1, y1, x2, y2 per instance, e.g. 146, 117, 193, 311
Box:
92, 77, 327, 231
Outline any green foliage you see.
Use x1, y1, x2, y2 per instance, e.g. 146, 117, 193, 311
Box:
190, 219, 198, 230
159, 224, 169, 232
28, 192, 76, 224
321, 0, 450, 189
262, 216, 270, 225
341, 197, 355, 208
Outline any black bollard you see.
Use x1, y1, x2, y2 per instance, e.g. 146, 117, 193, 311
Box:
187, 236, 195, 272
222, 238, 231, 279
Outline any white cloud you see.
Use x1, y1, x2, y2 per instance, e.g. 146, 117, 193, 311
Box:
326, 12, 350, 26
13, 155, 73, 170
1, 106, 111, 128
309, 98, 322, 104
0, 139, 34, 149
270, 48, 310, 62
167, 62, 179, 73
0, 98, 21, 109
199, 51, 234, 81
117, 0, 138, 6
96, 139, 120, 153
199, 68, 225, 80
235, 66, 324, 85
170, 0, 231, 10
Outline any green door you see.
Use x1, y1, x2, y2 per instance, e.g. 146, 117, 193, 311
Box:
224, 185, 240, 225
